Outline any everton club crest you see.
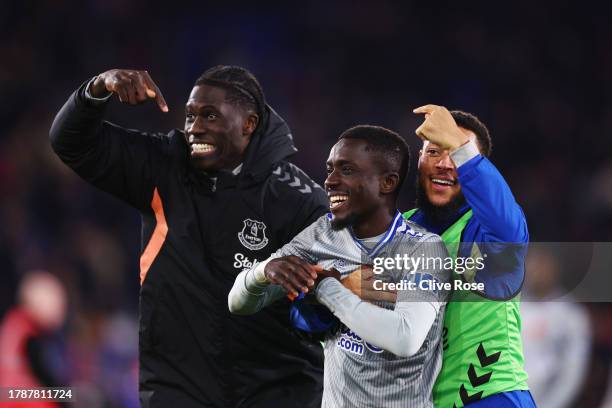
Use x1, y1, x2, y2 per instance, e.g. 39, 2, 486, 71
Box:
238, 219, 269, 251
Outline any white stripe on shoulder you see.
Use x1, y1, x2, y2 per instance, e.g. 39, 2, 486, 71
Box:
272, 163, 324, 195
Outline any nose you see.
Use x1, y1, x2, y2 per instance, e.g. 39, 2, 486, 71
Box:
186, 116, 205, 135
435, 152, 454, 170
324, 169, 340, 190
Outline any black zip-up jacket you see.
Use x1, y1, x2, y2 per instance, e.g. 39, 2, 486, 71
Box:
50, 81, 328, 407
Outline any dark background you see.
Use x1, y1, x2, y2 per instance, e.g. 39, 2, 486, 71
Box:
1, 1, 611, 407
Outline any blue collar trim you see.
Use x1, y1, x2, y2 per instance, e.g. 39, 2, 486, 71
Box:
351, 211, 403, 258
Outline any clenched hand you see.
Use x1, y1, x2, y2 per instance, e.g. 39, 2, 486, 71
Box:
264, 257, 342, 301
264, 256, 320, 300
413, 104, 467, 150
90, 69, 168, 112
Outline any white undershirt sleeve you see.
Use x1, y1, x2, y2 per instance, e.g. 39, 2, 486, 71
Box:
315, 277, 440, 357
449, 139, 480, 167
228, 257, 286, 315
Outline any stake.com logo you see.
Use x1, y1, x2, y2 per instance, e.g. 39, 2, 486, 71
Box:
336, 326, 384, 355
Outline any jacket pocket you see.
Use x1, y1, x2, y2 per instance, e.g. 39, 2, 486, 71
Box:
138, 287, 159, 352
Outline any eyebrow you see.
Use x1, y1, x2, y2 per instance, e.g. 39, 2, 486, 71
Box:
185, 102, 220, 111
424, 144, 444, 150
326, 159, 356, 167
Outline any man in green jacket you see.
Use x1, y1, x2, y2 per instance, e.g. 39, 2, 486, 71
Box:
402, 104, 535, 407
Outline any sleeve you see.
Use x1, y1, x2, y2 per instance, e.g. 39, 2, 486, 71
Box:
315, 234, 450, 357
450, 140, 528, 243
49, 79, 163, 211
315, 279, 439, 357
228, 259, 287, 315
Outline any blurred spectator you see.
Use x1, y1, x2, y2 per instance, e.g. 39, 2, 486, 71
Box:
0, 271, 67, 406
522, 247, 592, 408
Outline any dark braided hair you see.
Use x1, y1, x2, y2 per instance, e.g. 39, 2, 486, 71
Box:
195, 65, 266, 120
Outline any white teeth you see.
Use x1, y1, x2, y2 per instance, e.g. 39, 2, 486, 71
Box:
329, 195, 348, 209
329, 195, 349, 203
432, 178, 454, 186
191, 143, 215, 153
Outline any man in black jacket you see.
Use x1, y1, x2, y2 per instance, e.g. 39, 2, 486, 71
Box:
49, 66, 328, 407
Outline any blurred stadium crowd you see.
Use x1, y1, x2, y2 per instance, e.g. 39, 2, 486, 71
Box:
1, 1, 612, 407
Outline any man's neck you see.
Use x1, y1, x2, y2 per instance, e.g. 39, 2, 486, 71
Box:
352, 207, 396, 239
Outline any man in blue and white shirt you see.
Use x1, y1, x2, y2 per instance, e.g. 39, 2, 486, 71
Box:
229, 125, 450, 407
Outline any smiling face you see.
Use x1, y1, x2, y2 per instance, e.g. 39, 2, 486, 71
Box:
417, 127, 479, 207
324, 139, 388, 232
184, 84, 257, 172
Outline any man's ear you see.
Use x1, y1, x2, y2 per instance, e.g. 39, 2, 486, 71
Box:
243, 113, 259, 137
380, 172, 400, 195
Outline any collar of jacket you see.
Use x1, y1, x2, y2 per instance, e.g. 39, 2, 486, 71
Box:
238, 104, 297, 187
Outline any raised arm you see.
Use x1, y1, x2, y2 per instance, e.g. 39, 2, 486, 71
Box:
451, 144, 528, 243
49, 69, 169, 211
413, 104, 528, 243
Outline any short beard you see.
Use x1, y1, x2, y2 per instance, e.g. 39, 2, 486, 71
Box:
330, 213, 359, 231
415, 176, 467, 227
